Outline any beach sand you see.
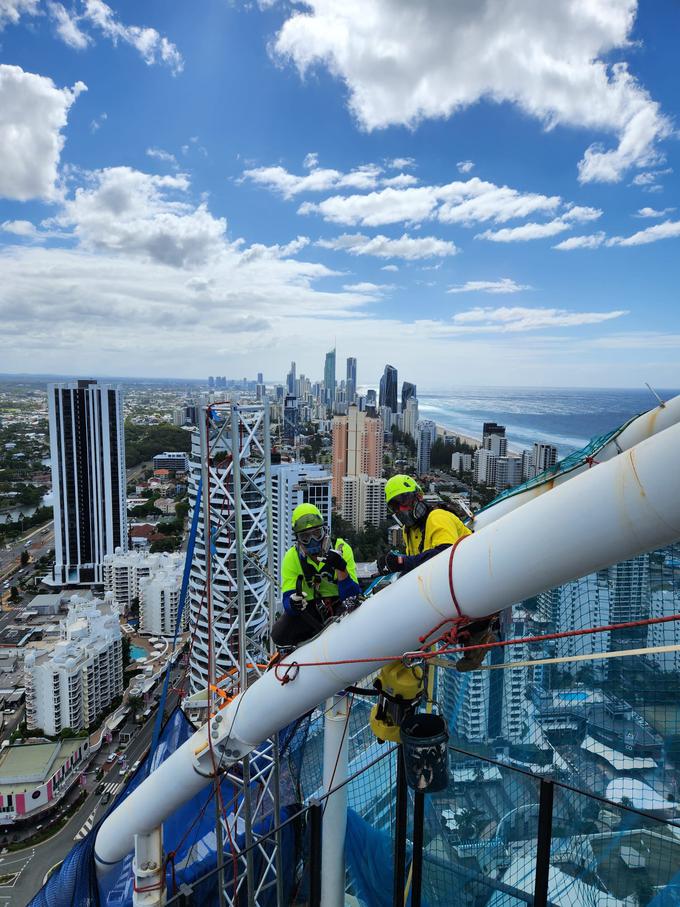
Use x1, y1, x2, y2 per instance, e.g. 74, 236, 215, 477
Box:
435, 423, 481, 448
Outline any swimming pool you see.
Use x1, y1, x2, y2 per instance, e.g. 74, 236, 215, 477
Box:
130, 645, 147, 661
558, 691, 588, 702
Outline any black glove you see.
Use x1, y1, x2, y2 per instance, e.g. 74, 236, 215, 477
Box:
288, 591, 307, 612
322, 549, 348, 574
377, 551, 405, 575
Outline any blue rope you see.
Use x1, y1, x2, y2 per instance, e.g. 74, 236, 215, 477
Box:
148, 477, 202, 760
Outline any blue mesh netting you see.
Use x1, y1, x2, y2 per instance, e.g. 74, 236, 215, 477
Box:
29, 708, 300, 907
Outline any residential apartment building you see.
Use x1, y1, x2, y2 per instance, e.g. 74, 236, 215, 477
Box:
102, 548, 183, 611
342, 474, 387, 531
331, 405, 383, 508
533, 443, 558, 474
473, 447, 497, 486
48, 380, 127, 585
153, 451, 189, 472
24, 595, 123, 736
270, 462, 332, 596
139, 565, 185, 636
416, 419, 437, 476
451, 452, 473, 473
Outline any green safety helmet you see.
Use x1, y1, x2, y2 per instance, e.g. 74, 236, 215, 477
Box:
384, 474, 422, 504
291, 502, 324, 532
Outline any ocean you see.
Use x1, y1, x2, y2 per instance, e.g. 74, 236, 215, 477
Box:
418, 386, 680, 456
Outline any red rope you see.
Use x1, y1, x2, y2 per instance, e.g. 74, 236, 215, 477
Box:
275, 611, 680, 670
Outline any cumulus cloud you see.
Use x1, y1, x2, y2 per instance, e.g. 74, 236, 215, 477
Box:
635, 206, 675, 218
316, 232, 457, 260
272, 0, 670, 183
299, 175, 567, 229
608, 220, 680, 247
242, 158, 421, 198
457, 161, 474, 174
0, 0, 37, 29
562, 205, 603, 222
0, 65, 86, 201
450, 306, 626, 332
51, 167, 227, 267
448, 279, 531, 294
1, 219, 39, 238
477, 219, 571, 243
553, 233, 606, 251
342, 281, 392, 294
630, 167, 672, 192
90, 111, 107, 132
387, 157, 415, 170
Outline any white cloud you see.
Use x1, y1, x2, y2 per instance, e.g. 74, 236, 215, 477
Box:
387, 157, 415, 170
81, 0, 183, 73
0, 0, 37, 29
317, 232, 457, 260
48, 2, 91, 48
0, 65, 86, 201
635, 206, 675, 218
303, 152, 319, 169
450, 306, 626, 332
476, 219, 570, 243
457, 161, 474, 174
242, 162, 382, 198
562, 205, 602, 222
630, 167, 672, 192
448, 279, 531, 295
553, 232, 606, 251
52, 166, 227, 267
342, 281, 392, 294
90, 111, 107, 132
146, 147, 178, 166
381, 264, 399, 272
381, 173, 419, 188
299, 176, 565, 228
273, 0, 670, 183
1, 219, 38, 238
608, 220, 680, 247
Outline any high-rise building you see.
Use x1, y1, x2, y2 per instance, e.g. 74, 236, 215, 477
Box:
283, 395, 299, 444
24, 594, 123, 736
494, 456, 522, 490
484, 433, 507, 457
103, 548, 183, 612
416, 419, 436, 475
341, 474, 387, 530
331, 405, 383, 508
48, 380, 127, 586
365, 389, 377, 410
521, 449, 535, 480
401, 381, 416, 412
451, 452, 473, 473
270, 463, 332, 599
402, 396, 419, 438
533, 443, 559, 474
286, 362, 296, 396
379, 365, 398, 413
346, 357, 357, 405
473, 448, 497, 485
257, 372, 263, 385
139, 565, 185, 637
482, 422, 505, 442
324, 348, 336, 406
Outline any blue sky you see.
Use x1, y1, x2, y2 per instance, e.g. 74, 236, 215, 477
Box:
0, 0, 679, 389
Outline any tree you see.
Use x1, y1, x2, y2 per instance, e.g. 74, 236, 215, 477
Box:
124, 422, 191, 468
175, 500, 189, 520
9, 586, 19, 602
150, 537, 179, 553
122, 637, 132, 670
20, 549, 30, 566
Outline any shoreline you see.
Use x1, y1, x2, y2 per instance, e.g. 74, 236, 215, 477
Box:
435, 423, 481, 449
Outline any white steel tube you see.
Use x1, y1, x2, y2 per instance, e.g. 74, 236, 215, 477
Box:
472, 393, 680, 531
132, 827, 165, 907
321, 695, 350, 907
96, 422, 680, 871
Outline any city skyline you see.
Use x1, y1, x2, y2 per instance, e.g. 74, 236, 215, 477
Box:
1, 3, 679, 388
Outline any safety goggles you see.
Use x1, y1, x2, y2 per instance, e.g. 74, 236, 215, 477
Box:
295, 525, 326, 545
387, 492, 415, 515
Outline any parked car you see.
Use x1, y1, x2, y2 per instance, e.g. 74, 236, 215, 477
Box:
101, 792, 111, 805
117, 755, 125, 765
106, 754, 116, 764
95, 783, 106, 795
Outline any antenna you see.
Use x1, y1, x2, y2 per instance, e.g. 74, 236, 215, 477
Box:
645, 382, 666, 408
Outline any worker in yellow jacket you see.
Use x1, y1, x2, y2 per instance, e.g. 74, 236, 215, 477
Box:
377, 474, 497, 671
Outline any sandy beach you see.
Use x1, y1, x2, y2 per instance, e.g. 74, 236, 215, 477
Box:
435, 423, 481, 448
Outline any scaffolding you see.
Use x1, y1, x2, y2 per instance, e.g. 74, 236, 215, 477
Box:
189, 400, 283, 907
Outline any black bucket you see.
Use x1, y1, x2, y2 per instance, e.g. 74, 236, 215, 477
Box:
400, 712, 449, 793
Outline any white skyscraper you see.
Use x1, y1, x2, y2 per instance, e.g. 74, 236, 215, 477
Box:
416, 419, 437, 475
533, 443, 558, 474
403, 396, 419, 438
103, 549, 183, 612
270, 462, 332, 600
48, 380, 127, 585
24, 594, 123, 735
473, 447, 498, 485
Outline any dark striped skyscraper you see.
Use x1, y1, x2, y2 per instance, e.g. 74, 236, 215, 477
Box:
379, 364, 398, 414
48, 380, 127, 585
346, 356, 357, 404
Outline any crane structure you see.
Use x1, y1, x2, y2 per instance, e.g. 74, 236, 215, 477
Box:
93, 400, 680, 905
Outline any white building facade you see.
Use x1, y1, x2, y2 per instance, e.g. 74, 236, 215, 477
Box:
341, 474, 388, 531
139, 566, 185, 637
103, 548, 183, 611
24, 595, 123, 736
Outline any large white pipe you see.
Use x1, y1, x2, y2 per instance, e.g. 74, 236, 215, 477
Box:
472, 393, 680, 531
95, 422, 680, 870
321, 695, 350, 907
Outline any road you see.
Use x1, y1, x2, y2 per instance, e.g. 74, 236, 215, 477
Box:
3, 682, 181, 906
0, 524, 54, 588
